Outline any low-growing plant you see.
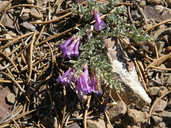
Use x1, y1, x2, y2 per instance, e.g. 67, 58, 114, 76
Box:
57, 0, 153, 95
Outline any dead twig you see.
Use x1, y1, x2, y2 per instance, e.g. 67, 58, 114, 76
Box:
133, 2, 147, 24
0, 71, 25, 92
143, 19, 171, 34
120, 38, 154, 61
31, 1, 87, 24
0, 80, 26, 83
0, 109, 36, 127
28, 32, 37, 83
133, 59, 148, 91
0, 32, 34, 50
5, 4, 42, 11
61, 86, 67, 127
35, 24, 82, 46
147, 52, 171, 69
148, 90, 171, 123
35, 17, 47, 43
83, 95, 91, 128
149, 66, 171, 71
0, 51, 19, 73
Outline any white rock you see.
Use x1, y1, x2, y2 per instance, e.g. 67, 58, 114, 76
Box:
105, 38, 151, 107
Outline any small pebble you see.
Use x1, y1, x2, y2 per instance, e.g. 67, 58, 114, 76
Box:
6, 92, 16, 104
3, 47, 11, 54
21, 13, 30, 21
127, 49, 135, 57
17, 57, 22, 63
26, 0, 34, 4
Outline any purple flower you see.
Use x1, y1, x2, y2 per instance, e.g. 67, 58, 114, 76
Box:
59, 37, 74, 52
74, 65, 92, 95
94, 9, 106, 31
57, 68, 75, 86
71, 38, 80, 57
59, 38, 80, 58
90, 73, 102, 95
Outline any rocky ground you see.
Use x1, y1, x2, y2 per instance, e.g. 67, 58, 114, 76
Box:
0, 0, 171, 128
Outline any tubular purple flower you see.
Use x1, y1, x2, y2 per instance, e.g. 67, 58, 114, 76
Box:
57, 68, 75, 86
59, 37, 74, 52
71, 38, 80, 57
62, 38, 80, 58
90, 73, 102, 95
83, 64, 89, 81
94, 9, 106, 31
74, 65, 92, 95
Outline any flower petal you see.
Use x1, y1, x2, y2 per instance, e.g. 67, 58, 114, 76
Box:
94, 21, 106, 31
57, 68, 75, 86
59, 37, 74, 52
93, 9, 106, 31
74, 65, 91, 95
62, 38, 80, 58
94, 10, 101, 24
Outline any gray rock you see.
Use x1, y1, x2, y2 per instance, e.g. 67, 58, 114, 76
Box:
66, 123, 80, 128
157, 86, 168, 97
127, 109, 148, 125
152, 116, 163, 125
107, 101, 127, 122
148, 87, 160, 96
87, 119, 113, 128
30, 8, 43, 19
152, 99, 167, 112
144, 5, 171, 22
150, 77, 163, 86
120, 109, 149, 127
20, 22, 36, 32
166, 75, 171, 84
1, 14, 15, 29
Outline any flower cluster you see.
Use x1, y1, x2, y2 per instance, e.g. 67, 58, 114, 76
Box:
59, 37, 80, 58
57, 65, 102, 95
58, 9, 106, 58
75, 65, 102, 95
57, 9, 105, 95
